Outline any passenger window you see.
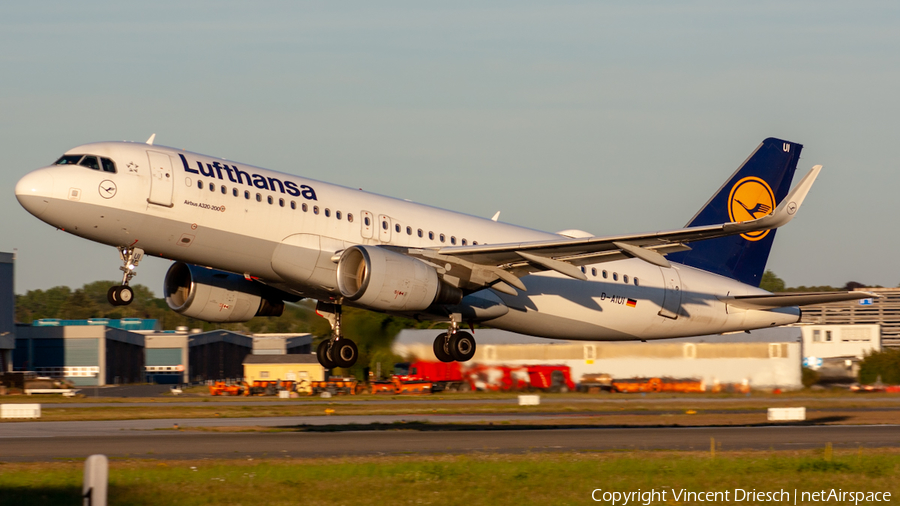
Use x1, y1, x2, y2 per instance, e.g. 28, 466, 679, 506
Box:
364, 216, 370, 226
634, 277, 639, 286
418, 229, 423, 238
198, 180, 204, 189
461, 239, 467, 245
221, 185, 226, 194
382, 221, 388, 230
395, 223, 401, 233
407, 226, 412, 235
256, 193, 262, 202
101, 157, 117, 173
267, 195, 273, 205
623, 275, 629, 284
602, 270, 608, 279
613, 272, 618, 281
313, 206, 319, 215
348, 213, 353, 222
232, 188, 238, 197
78, 156, 100, 170
429, 232, 434, 240
325, 208, 331, 217
473, 241, 478, 245
450, 236, 456, 245
581, 266, 586, 274
591, 268, 597, 277
279, 198, 285, 207
439, 234, 445, 243
291, 201, 296, 210
336, 211, 342, 220
244, 190, 250, 199
302, 203, 308, 212
209, 182, 215, 191
55, 155, 83, 165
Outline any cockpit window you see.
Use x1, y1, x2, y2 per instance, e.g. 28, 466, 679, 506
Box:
55, 155, 83, 165
101, 157, 116, 173
78, 156, 100, 171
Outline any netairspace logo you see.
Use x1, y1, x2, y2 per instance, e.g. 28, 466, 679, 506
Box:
590, 488, 892, 505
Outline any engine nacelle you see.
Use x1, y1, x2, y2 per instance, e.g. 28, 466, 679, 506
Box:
336, 245, 462, 311
164, 262, 284, 323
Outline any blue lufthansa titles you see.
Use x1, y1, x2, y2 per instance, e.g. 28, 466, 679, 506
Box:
179, 154, 317, 200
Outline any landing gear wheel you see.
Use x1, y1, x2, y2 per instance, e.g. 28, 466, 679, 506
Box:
107, 286, 120, 305
316, 340, 336, 369
448, 331, 476, 362
332, 339, 358, 368
117, 286, 134, 305
433, 333, 454, 363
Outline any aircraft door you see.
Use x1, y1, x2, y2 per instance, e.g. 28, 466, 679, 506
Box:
147, 151, 174, 207
658, 266, 682, 319
360, 211, 374, 239
378, 214, 392, 243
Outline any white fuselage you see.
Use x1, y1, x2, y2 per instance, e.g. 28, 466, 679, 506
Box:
15, 141, 800, 341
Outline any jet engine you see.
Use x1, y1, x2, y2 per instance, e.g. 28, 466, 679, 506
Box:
164, 262, 286, 323
336, 245, 462, 311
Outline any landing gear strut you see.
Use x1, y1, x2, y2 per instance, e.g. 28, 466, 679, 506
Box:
315, 302, 358, 369
433, 313, 476, 363
108, 246, 144, 306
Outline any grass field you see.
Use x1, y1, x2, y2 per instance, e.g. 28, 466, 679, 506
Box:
1, 449, 897, 505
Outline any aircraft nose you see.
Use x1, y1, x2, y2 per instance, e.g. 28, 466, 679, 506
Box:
15, 169, 54, 218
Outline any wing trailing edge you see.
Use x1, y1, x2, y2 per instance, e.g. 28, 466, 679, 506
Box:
722, 291, 877, 310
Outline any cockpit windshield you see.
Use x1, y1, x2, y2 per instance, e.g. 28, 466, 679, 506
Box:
54, 154, 117, 173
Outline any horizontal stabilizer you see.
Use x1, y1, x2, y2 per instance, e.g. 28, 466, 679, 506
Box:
722, 291, 877, 310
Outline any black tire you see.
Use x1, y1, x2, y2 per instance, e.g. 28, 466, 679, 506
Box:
433, 333, 454, 363
107, 286, 120, 306
332, 339, 358, 368
448, 331, 476, 362
118, 286, 134, 305
316, 340, 336, 369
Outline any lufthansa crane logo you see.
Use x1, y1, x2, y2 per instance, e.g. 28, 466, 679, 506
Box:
728, 177, 775, 241
98, 180, 117, 199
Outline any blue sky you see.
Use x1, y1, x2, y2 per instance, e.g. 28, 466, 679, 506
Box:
2, 1, 898, 295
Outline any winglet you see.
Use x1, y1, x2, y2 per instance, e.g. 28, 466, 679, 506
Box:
726, 165, 822, 233
146, 133, 156, 145
491, 211, 501, 222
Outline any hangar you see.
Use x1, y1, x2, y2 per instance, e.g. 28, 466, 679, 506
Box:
0, 252, 13, 373
13, 324, 144, 386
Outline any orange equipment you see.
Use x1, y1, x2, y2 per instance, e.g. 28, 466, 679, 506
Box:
371, 377, 432, 395
208, 381, 243, 396
309, 377, 360, 396
611, 377, 706, 393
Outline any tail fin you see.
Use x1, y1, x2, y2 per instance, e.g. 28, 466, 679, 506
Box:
667, 137, 802, 287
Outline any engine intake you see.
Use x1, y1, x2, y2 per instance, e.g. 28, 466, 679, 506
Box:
164, 262, 284, 323
336, 245, 462, 311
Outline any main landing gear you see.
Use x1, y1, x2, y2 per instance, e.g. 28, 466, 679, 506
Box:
433, 314, 476, 363
315, 302, 359, 369
107, 246, 144, 306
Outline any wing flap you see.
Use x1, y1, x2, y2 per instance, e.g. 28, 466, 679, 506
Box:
723, 291, 877, 310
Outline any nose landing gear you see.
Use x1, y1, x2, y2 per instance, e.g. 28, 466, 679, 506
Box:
315, 302, 359, 369
107, 246, 144, 306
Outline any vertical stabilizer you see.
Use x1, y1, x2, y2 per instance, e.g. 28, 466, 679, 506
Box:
667, 138, 802, 286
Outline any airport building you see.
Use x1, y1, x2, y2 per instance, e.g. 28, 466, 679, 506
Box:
395, 328, 804, 390
0, 252, 14, 373
252, 333, 313, 355
13, 323, 145, 386
188, 330, 253, 382
801, 288, 900, 348
243, 354, 324, 383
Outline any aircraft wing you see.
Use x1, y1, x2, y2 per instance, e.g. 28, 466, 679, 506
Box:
398, 166, 822, 295
722, 291, 878, 310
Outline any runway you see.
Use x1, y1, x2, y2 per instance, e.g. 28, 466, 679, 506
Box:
0, 416, 897, 462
